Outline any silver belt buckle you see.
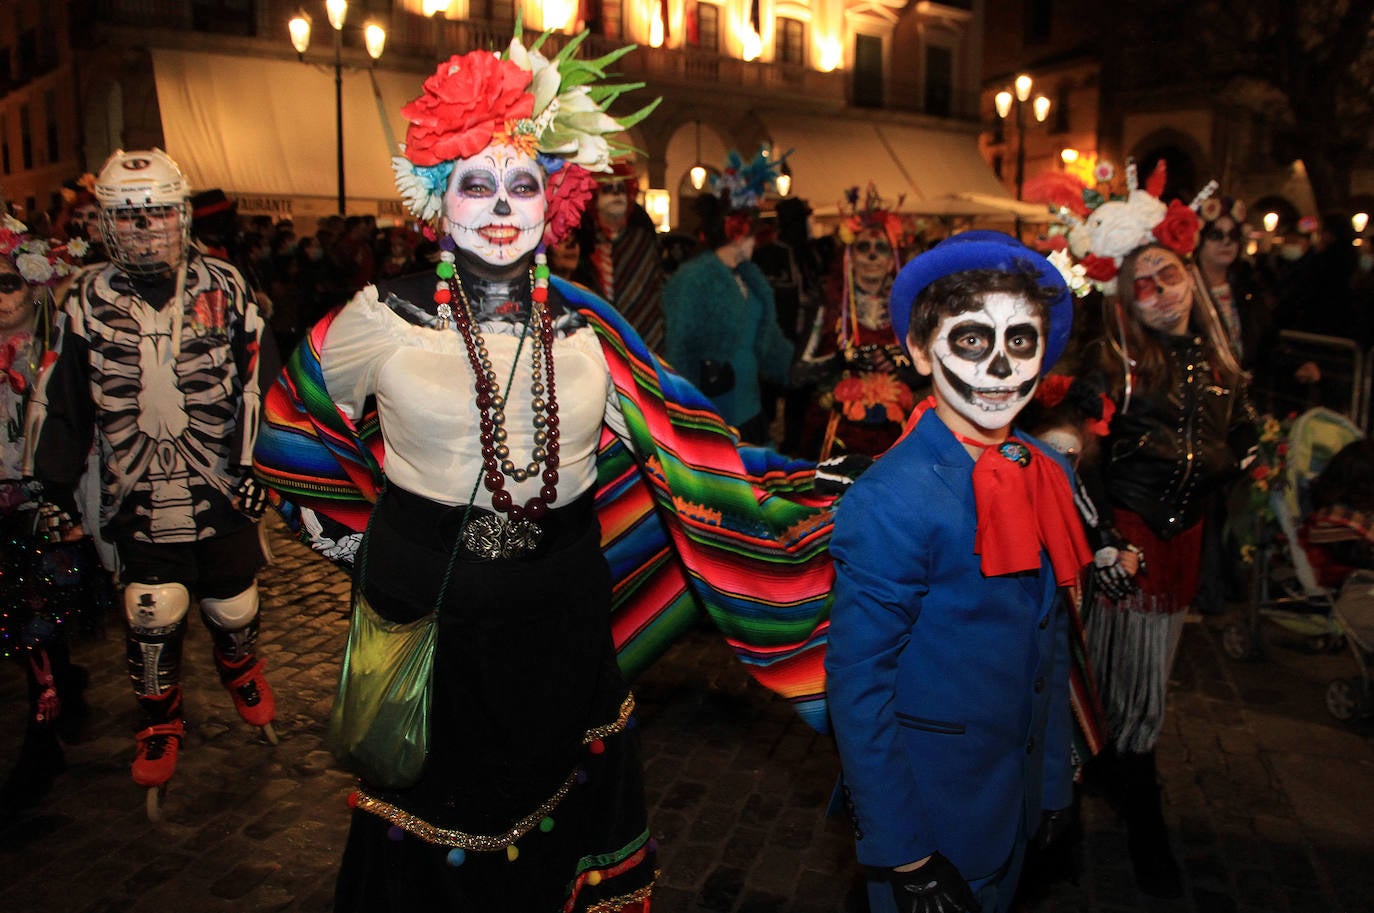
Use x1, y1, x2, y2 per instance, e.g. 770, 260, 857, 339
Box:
461, 513, 543, 559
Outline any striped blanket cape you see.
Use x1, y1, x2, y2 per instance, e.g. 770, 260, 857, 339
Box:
253, 278, 838, 731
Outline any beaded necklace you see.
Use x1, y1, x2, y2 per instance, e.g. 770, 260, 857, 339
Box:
433, 244, 560, 557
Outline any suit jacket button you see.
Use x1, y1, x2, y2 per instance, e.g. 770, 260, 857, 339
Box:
1026, 737, 1036, 754
1034, 676, 1045, 693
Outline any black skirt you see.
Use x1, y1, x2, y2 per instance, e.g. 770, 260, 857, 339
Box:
334, 486, 656, 912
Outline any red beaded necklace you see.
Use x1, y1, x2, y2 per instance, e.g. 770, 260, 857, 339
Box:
438, 251, 561, 528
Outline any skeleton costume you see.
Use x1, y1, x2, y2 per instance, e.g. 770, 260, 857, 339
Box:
25, 149, 279, 802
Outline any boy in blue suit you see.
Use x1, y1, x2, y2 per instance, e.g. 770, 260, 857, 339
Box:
825, 232, 1090, 913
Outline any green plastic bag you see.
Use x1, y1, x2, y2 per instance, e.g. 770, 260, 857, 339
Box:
328, 593, 436, 789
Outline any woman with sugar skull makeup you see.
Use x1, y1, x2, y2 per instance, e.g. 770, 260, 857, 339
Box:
253, 30, 840, 913
1066, 162, 1258, 898
797, 184, 921, 460
826, 231, 1091, 913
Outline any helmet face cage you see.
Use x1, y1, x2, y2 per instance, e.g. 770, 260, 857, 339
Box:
99, 202, 191, 277
94, 149, 193, 277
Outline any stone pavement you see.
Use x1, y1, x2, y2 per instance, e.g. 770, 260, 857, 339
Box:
1, 515, 1372, 912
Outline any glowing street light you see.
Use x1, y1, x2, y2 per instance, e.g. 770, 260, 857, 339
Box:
288, 2, 386, 215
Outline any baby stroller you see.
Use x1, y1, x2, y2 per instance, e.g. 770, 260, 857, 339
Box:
1222, 408, 1364, 665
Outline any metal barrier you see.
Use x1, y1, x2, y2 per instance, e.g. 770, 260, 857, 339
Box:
1252, 331, 1369, 431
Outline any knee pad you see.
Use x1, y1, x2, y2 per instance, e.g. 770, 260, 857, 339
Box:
124, 581, 191, 634
200, 582, 259, 633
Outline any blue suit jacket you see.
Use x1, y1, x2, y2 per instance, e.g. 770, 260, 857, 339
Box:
824, 409, 1075, 881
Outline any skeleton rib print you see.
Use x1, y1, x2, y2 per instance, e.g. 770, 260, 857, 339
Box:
79, 254, 256, 542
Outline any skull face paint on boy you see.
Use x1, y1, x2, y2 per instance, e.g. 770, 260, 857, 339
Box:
443, 145, 547, 267
926, 292, 1045, 431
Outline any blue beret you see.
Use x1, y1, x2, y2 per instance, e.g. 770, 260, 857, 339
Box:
889, 230, 1074, 374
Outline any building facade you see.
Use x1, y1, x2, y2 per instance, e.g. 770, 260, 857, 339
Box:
0, 0, 1020, 230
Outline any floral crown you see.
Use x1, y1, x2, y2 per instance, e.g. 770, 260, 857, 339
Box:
391, 26, 659, 241
0, 215, 85, 286
708, 147, 789, 212
1045, 159, 1218, 297
836, 183, 904, 252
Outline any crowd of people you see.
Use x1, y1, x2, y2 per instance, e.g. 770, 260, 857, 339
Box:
2, 22, 1373, 913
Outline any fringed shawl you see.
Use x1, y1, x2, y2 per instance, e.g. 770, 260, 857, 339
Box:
253, 277, 837, 731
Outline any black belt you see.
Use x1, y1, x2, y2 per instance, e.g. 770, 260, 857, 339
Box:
380, 485, 595, 561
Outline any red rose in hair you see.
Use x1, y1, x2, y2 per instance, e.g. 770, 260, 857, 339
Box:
542, 164, 597, 246
401, 53, 533, 166
1152, 200, 1202, 257
1080, 254, 1118, 281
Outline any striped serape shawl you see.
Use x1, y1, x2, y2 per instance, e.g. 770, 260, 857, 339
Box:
252, 277, 838, 731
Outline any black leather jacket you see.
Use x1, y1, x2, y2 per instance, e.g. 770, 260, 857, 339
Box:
1098, 333, 1257, 540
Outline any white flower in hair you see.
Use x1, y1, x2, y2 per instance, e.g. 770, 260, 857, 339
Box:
392, 155, 442, 222
1047, 249, 1091, 299
15, 251, 54, 284
1082, 189, 1166, 261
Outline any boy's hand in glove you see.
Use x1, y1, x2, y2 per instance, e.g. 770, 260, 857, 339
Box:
891, 852, 980, 913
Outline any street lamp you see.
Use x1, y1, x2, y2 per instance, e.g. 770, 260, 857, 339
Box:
287, 2, 386, 216
689, 120, 707, 190
994, 73, 1051, 204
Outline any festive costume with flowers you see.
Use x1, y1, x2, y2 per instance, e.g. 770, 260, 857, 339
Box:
798, 185, 918, 459
1057, 160, 1258, 897
0, 219, 112, 814
254, 30, 831, 912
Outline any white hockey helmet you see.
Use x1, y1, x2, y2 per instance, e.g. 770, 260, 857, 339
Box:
95, 148, 193, 277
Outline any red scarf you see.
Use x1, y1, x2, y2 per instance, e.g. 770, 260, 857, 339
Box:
901, 397, 1090, 586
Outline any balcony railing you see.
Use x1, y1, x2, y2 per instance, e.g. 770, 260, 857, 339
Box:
88, 2, 975, 120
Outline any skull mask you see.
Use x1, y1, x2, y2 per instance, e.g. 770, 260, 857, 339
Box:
925, 291, 1045, 431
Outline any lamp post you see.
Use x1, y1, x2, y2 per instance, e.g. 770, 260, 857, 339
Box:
288, 2, 386, 216
995, 75, 1051, 200
995, 74, 1049, 237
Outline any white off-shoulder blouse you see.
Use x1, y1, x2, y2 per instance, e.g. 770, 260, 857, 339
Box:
321, 285, 630, 510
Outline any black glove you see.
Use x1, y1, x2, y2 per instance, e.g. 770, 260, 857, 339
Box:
1092, 543, 1144, 600
1035, 806, 1077, 853
234, 475, 271, 520
813, 454, 874, 498
890, 852, 980, 913
33, 502, 75, 543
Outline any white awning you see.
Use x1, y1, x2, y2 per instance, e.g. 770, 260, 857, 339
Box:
768, 114, 1048, 221
151, 48, 420, 218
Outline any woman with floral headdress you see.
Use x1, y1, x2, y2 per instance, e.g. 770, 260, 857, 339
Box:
797, 184, 920, 459
253, 30, 839, 913
660, 148, 795, 444
0, 219, 105, 813
1065, 161, 1258, 898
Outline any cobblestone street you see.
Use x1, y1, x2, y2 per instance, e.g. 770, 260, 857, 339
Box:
1, 515, 1372, 912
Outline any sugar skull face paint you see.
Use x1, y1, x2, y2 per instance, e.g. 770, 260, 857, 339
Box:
1129, 246, 1193, 335
443, 145, 546, 267
851, 227, 895, 295
926, 291, 1044, 431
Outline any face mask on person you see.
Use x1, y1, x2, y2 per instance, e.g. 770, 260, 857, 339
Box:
443, 144, 547, 268
920, 291, 1045, 432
